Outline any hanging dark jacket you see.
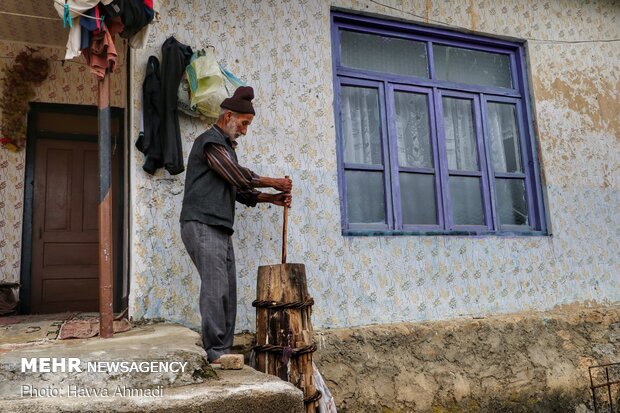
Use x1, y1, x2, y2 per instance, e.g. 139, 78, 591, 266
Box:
136, 55, 162, 175
160, 36, 193, 175
103, 0, 154, 39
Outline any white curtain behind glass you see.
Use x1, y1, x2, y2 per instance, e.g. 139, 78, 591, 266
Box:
487, 102, 527, 226
341, 86, 382, 165
341, 86, 385, 224
443, 97, 478, 171
442, 97, 484, 225
487, 103, 521, 173
395, 92, 431, 168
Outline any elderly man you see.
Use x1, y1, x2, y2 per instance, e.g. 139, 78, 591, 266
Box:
180, 86, 292, 363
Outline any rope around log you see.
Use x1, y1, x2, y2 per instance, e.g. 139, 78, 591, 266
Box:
252, 297, 314, 310
304, 389, 322, 404
252, 342, 317, 356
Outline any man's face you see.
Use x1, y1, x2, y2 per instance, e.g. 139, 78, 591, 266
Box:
224, 112, 254, 140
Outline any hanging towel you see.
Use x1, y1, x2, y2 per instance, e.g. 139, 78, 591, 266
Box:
82, 23, 117, 79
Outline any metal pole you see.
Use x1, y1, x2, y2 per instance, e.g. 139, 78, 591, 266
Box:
98, 72, 114, 338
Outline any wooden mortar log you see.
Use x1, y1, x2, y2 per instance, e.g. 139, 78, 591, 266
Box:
255, 263, 318, 413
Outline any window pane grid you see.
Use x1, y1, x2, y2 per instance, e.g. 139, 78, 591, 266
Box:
437, 91, 492, 230
336, 22, 520, 94
333, 13, 544, 235
338, 77, 393, 230
387, 84, 443, 229
480, 94, 533, 231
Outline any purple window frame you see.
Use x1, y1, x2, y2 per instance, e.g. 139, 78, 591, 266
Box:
331, 11, 548, 236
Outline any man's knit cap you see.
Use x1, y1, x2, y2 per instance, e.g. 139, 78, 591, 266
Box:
220, 86, 255, 115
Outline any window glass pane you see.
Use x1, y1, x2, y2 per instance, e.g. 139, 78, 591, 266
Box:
443, 97, 478, 171
487, 102, 522, 173
341, 86, 383, 165
495, 179, 528, 226
395, 92, 432, 168
340, 30, 429, 78
346, 171, 386, 224
400, 173, 437, 225
450, 177, 484, 225
433, 45, 512, 88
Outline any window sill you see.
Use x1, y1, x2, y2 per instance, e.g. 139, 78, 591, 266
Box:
342, 229, 550, 237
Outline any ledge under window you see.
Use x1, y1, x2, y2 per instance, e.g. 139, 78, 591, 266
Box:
342, 229, 550, 237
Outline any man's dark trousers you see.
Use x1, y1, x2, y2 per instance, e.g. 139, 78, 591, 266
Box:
181, 220, 236, 362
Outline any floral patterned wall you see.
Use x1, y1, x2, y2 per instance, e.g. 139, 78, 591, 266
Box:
126, 0, 618, 331
0, 41, 126, 284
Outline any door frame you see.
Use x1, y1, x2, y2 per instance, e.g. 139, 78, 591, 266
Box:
20, 102, 128, 314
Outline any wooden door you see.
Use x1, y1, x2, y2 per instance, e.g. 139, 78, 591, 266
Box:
31, 139, 100, 313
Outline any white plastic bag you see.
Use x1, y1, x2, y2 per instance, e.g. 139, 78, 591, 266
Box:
313, 362, 338, 413
186, 48, 227, 119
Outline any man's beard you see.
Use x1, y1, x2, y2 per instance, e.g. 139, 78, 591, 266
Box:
222, 117, 240, 140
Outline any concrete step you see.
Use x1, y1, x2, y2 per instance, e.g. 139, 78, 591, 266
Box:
0, 324, 215, 398
0, 323, 303, 412
0, 365, 303, 413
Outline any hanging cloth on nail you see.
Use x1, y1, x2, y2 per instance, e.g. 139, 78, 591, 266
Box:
137, 56, 164, 174
160, 36, 193, 175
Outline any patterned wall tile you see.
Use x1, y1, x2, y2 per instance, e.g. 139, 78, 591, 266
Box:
127, 0, 619, 332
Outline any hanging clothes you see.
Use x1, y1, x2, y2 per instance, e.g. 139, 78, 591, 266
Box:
160, 36, 193, 175
102, 0, 155, 40
79, 6, 100, 50
82, 22, 117, 79
120, 0, 154, 39
57, 0, 156, 59
136, 56, 163, 175
54, 0, 115, 59
128, 0, 160, 49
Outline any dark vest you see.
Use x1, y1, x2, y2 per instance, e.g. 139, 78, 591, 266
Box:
180, 126, 237, 233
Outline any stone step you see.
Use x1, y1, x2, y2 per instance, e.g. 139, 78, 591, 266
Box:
0, 365, 303, 413
0, 323, 303, 412
0, 324, 215, 399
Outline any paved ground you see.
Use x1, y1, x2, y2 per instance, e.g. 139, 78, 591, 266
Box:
0, 315, 303, 413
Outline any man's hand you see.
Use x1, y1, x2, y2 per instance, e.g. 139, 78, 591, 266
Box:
272, 177, 292, 192
257, 177, 293, 192
264, 192, 292, 207
256, 191, 292, 207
